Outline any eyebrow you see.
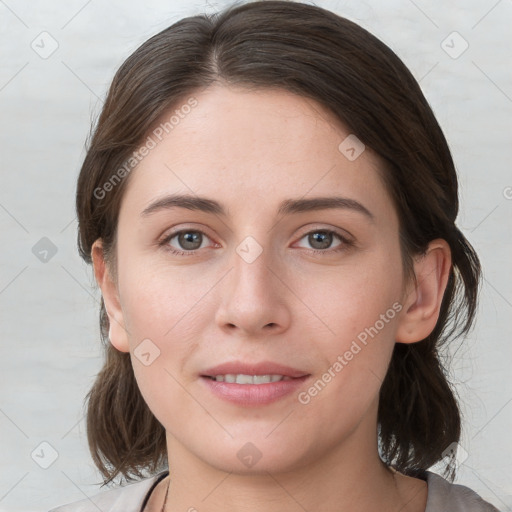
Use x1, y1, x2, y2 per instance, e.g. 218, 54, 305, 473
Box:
140, 193, 374, 222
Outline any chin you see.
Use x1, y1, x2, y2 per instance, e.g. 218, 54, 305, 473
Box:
193, 436, 313, 476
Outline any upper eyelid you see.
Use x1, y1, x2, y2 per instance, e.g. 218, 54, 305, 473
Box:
161, 223, 215, 240
292, 230, 350, 251
294, 224, 354, 245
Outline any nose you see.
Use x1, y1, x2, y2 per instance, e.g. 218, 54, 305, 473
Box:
215, 244, 291, 337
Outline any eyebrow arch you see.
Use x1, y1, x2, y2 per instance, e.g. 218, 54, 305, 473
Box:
140, 193, 374, 222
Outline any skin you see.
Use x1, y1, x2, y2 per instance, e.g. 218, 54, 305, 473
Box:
92, 84, 451, 512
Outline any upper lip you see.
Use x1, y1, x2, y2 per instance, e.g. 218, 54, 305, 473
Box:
201, 361, 310, 378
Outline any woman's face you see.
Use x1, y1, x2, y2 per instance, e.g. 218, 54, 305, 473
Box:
104, 85, 413, 473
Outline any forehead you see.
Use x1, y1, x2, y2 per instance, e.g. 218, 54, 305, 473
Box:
119, 85, 395, 223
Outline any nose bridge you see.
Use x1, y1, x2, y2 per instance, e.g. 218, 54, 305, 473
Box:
230, 235, 278, 304
229, 220, 276, 288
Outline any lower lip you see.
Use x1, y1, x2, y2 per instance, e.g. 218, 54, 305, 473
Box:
200, 375, 310, 406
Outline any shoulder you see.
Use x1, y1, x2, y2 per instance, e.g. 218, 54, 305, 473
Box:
48, 473, 163, 512
425, 471, 501, 512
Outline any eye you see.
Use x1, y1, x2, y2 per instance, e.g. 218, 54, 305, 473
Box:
159, 227, 354, 257
295, 229, 353, 254
160, 229, 213, 256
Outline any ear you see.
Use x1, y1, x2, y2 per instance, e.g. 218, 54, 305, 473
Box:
395, 238, 452, 344
91, 239, 130, 353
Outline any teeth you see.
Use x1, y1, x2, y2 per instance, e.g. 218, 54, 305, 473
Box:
235, 374, 253, 384
212, 374, 293, 384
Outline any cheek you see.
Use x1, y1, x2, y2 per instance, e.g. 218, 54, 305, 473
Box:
119, 257, 211, 342
117, 262, 208, 391
296, 251, 403, 404
300, 250, 403, 343
122, 269, 210, 427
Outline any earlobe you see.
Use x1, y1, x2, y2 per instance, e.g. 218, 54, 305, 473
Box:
395, 239, 452, 344
91, 239, 130, 353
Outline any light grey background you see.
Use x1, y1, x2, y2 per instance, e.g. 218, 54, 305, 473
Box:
1, 0, 511, 510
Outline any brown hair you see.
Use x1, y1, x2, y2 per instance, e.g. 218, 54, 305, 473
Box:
76, 0, 481, 486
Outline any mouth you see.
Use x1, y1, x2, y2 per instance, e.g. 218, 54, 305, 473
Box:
199, 363, 311, 406
201, 360, 310, 381
201, 374, 298, 384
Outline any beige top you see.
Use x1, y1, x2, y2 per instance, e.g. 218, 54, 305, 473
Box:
48, 470, 501, 512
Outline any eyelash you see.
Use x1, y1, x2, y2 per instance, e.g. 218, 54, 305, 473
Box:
158, 228, 354, 257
